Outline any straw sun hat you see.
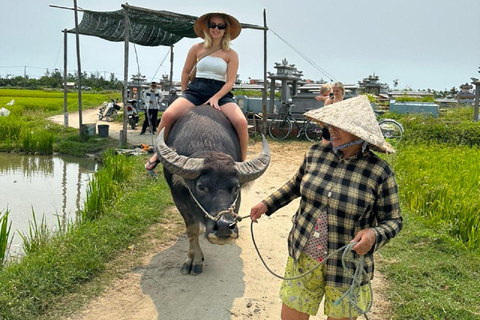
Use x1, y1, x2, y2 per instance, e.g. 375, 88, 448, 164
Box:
304, 95, 395, 154
194, 12, 241, 40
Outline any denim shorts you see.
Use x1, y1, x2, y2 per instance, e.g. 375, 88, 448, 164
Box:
182, 78, 234, 106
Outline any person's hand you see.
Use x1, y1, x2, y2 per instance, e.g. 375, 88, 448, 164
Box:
351, 229, 376, 256
250, 202, 268, 223
206, 96, 220, 110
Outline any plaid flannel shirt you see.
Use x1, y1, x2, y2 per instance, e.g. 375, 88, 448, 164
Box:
263, 143, 402, 288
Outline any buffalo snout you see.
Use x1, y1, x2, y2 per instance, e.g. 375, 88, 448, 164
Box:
206, 216, 238, 245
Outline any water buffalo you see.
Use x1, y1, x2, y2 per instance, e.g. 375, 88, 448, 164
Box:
156, 105, 270, 275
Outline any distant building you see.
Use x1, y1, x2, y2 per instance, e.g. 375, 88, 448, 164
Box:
456, 83, 475, 105
358, 74, 389, 96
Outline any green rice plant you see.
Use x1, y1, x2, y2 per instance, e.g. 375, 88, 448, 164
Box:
392, 142, 480, 249
81, 177, 110, 221
36, 131, 55, 155
0, 116, 23, 143
20, 130, 35, 154
101, 149, 132, 183
18, 210, 51, 255
0, 209, 13, 268
400, 106, 480, 146
80, 150, 133, 221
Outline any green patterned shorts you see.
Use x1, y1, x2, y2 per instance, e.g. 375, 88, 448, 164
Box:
279, 252, 372, 317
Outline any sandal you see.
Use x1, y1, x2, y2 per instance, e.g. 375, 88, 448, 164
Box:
145, 159, 160, 171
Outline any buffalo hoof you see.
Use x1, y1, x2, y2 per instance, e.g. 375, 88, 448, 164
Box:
181, 262, 203, 275
181, 255, 204, 275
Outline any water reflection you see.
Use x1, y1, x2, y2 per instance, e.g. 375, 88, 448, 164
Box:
0, 153, 97, 255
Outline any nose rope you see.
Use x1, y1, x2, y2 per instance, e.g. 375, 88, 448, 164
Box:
187, 188, 239, 222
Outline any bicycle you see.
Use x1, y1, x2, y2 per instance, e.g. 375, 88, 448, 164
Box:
374, 109, 404, 141
268, 101, 323, 142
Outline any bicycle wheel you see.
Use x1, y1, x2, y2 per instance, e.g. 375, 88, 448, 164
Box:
304, 120, 323, 142
269, 117, 292, 140
378, 119, 403, 141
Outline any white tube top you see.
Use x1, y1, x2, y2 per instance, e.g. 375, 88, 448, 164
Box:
196, 56, 227, 82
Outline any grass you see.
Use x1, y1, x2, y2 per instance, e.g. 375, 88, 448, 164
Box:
0, 209, 12, 269
392, 143, 480, 249
377, 212, 480, 319
0, 89, 122, 154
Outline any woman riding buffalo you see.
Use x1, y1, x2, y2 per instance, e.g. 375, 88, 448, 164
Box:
145, 12, 248, 170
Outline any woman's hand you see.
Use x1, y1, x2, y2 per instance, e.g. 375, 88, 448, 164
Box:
250, 202, 268, 223
206, 96, 221, 110
351, 228, 376, 256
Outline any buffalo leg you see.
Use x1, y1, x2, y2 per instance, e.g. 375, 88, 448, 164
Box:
181, 223, 204, 275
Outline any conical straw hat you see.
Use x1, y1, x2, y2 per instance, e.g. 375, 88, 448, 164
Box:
194, 12, 241, 40
304, 95, 395, 154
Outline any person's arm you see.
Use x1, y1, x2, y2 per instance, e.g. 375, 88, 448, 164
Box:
324, 97, 334, 106
157, 90, 165, 104
181, 44, 201, 92
205, 49, 238, 109
352, 172, 403, 255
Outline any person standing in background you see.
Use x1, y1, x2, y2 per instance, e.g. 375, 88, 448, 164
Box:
324, 82, 345, 106
315, 83, 332, 103
140, 82, 164, 135
321, 82, 345, 144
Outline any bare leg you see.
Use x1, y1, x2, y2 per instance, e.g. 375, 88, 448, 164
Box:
281, 303, 310, 320
145, 97, 194, 170
220, 102, 248, 161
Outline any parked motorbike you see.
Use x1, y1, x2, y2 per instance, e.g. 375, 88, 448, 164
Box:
98, 98, 121, 122
126, 99, 140, 129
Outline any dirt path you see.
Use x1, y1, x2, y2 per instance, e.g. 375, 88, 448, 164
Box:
50, 109, 392, 320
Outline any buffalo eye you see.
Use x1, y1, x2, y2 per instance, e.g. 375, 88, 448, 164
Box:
232, 185, 240, 196
196, 182, 208, 193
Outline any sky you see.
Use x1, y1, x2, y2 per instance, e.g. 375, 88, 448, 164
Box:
1, 0, 479, 91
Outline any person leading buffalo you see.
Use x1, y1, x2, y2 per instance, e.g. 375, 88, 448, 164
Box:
145, 12, 248, 170
250, 95, 403, 320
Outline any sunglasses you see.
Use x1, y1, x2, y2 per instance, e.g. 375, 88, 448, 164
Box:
208, 23, 226, 30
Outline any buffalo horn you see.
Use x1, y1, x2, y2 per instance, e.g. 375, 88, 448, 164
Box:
156, 128, 205, 180
235, 135, 270, 184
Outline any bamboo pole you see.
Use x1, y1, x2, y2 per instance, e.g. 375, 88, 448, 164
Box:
73, 0, 83, 135
474, 81, 480, 122
262, 9, 268, 135
169, 44, 174, 89
120, 5, 130, 145
63, 29, 68, 127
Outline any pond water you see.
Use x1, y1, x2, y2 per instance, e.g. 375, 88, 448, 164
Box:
0, 153, 98, 256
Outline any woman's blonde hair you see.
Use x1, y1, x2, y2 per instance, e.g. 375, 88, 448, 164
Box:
319, 83, 332, 95
202, 14, 231, 51
332, 82, 345, 96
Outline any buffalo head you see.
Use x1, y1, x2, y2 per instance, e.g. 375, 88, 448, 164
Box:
157, 128, 270, 244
